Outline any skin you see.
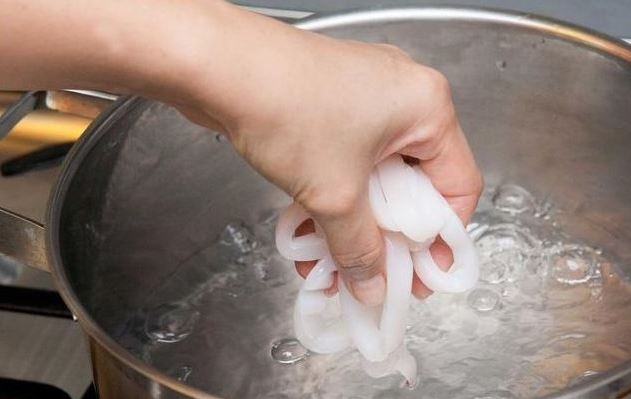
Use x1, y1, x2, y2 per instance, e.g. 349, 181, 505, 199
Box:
1, 0, 482, 305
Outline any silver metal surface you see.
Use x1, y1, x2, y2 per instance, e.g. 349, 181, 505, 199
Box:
241, 5, 311, 20
0, 208, 47, 272
0, 91, 42, 140
3, 6, 630, 399
64, 90, 118, 102
46, 90, 115, 119
236, 0, 631, 39
296, 7, 631, 60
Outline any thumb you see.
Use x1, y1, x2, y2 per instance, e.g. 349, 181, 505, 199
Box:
311, 196, 386, 307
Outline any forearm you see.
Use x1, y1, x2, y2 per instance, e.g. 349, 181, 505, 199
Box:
0, 2, 235, 100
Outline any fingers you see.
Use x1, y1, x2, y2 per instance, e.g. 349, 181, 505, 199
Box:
292, 217, 338, 297
415, 124, 482, 224
324, 275, 338, 297
294, 213, 457, 302
398, 83, 481, 296
294, 218, 317, 279
309, 196, 386, 307
295, 222, 457, 301
408, 126, 480, 297
411, 238, 453, 299
411, 274, 432, 299
392, 70, 482, 224
295, 260, 316, 279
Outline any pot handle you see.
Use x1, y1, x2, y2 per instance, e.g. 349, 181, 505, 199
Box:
0, 207, 48, 272
0, 90, 117, 271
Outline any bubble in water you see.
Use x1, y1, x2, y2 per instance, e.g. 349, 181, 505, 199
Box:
568, 369, 600, 387
219, 221, 258, 254
198, 270, 239, 296
534, 200, 552, 219
145, 304, 200, 343
234, 248, 270, 273
479, 256, 510, 284
492, 184, 536, 215
473, 223, 539, 256
473, 223, 542, 281
231, 246, 288, 288
467, 288, 500, 312
500, 285, 518, 299
496, 60, 507, 70
549, 245, 599, 285
171, 365, 193, 382
271, 338, 310, 364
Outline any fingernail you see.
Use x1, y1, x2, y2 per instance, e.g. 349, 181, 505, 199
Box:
352, 274, 386, 307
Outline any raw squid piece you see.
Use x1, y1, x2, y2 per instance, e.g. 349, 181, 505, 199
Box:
275, 154, 479, 385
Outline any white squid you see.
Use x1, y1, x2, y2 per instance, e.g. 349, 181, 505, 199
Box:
275, 154, 479, 384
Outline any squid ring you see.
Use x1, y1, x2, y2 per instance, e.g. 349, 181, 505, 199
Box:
275, 154, 479, 385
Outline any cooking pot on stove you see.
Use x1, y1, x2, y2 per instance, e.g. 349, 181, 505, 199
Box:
1, 7, 631, 399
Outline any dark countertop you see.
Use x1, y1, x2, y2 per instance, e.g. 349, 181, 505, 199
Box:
235, 0, 631, 39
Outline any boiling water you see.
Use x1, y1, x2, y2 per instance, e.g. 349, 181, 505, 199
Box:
115, 185, 631, 398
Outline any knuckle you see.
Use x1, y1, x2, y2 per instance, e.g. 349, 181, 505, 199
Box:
411, 68, 459, 150
333, 244, 383, 280
380, 43, 411, 59
297, 183, 361, 220
421, 67, 451, 96
372, 43, 414, 74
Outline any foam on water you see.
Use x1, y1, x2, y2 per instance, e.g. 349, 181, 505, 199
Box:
220, 221, 259, 254
115, 184, 631, 398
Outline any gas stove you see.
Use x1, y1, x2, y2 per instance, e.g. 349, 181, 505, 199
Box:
0, 91, 97, 398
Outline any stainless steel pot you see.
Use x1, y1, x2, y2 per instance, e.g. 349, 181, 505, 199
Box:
1, 7, 631, 399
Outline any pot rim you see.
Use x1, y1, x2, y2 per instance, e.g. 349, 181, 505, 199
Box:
46, 6, 631, 399
296, 6, 631, 62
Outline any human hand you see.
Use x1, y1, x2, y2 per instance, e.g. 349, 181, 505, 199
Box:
0, 0, 480, 305
166, 3, 483, 305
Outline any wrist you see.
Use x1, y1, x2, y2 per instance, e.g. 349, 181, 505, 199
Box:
98, 1, 234, 102
159, 2, 323, 136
